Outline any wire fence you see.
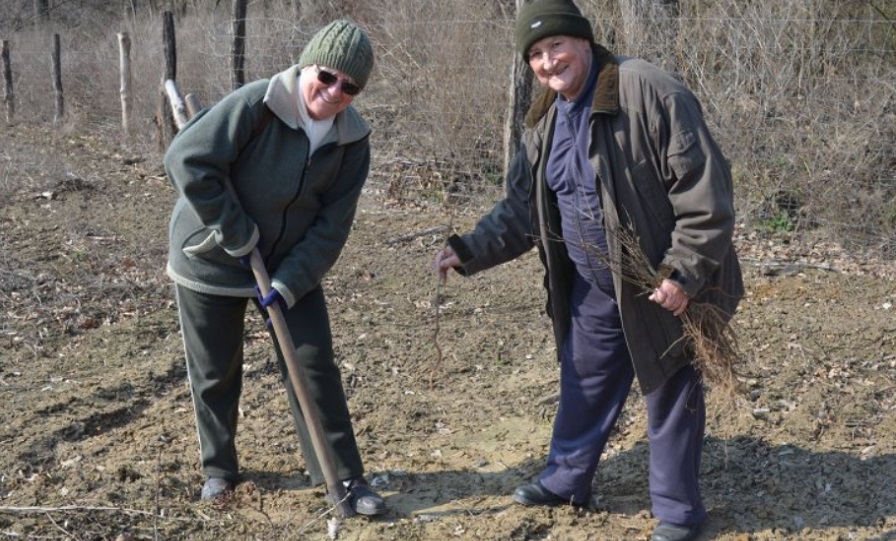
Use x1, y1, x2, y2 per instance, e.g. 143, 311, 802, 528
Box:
1, 6, 895, 252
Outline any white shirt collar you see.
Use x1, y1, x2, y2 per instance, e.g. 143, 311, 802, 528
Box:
296, 71, 335, 155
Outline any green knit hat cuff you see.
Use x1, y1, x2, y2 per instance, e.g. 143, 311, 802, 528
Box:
299, 19, 375, 89
516, 0, 594, 59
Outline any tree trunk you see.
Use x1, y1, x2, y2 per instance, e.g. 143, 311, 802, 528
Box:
503, 0, 533, 177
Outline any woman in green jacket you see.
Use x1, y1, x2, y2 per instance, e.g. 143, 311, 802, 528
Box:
164, 19, 386, 515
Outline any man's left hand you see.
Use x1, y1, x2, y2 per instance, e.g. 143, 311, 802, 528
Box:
649, 279, 689, 316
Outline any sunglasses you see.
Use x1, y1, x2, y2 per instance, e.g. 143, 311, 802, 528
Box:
316, 68, 361, 96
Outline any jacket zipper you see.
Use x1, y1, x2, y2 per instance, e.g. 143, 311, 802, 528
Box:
266, 139, 313, 264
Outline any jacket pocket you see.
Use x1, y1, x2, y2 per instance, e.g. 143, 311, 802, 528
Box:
666, 128, 705, 181
631, 160, 675, 232
182, 230, 218, 258
181, 230, 234, 268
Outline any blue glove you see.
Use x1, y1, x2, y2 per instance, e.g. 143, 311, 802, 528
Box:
257, 286, 287, 312
238, 238, 264, 268
254, 286, 286, 329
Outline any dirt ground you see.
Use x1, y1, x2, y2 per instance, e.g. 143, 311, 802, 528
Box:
1, 122, 895, 541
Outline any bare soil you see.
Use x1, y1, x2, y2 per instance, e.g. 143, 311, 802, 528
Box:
1, 123, 895, 540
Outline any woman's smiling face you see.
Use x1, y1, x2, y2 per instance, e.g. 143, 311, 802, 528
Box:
301, 65, 358, 120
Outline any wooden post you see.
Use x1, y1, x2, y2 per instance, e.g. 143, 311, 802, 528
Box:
2, 40, 13, 122
162, 12, 177, 84
51, 33, 64, 124
164, 79, 190, 128
231, 0, 247, 90
503, 0, 532, 177
184, 93, 202, 118
118, 32, 133, 136
157, 10, 177, 148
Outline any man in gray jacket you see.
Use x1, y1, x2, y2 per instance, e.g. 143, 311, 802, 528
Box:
435, 1, 743, 540
165, 19, 386, 515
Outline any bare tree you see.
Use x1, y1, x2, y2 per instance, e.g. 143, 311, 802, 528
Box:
503, 0, 533, 177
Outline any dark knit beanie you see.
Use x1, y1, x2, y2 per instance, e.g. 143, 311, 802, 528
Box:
298, 19, 374, 89
515, 0, 594, 59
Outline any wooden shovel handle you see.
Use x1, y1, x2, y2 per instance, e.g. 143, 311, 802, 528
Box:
247, 247, 354, 518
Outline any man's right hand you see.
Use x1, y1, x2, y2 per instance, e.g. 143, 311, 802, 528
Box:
434, 246, 461, 282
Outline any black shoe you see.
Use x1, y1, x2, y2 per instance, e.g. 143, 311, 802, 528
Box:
511, 481, 584, 507
200, 477, 233, 501
344, 477, 387, 516
652, 521, 702, 541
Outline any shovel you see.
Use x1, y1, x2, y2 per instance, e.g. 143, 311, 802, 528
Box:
245, 248, 355, 518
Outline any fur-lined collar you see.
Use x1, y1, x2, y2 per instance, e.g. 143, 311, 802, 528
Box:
524, 44, 619, 129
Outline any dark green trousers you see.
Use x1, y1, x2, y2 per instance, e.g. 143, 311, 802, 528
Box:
175, 284, 363, 486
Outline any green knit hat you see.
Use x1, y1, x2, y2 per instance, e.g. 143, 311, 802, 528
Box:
515, 0, 594, 59
298, 19, 374, 90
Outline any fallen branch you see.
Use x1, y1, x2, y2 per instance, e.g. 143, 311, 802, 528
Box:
386, 225, 449, 245
740, 258, 837, 274
0, 505, 158, 517
0, 504, 215, 525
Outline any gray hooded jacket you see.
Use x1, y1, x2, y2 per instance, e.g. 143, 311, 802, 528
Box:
164, 65, 371, 308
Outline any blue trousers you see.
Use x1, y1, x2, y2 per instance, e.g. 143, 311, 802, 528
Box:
539, 269, 707, 526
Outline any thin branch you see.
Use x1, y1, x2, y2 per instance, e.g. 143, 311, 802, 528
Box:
576, 225, 744, 408
0, 505, 200, 524
430, 218, 456, 390
44, 508, 79, 540
739, 258, 836, 272
386, 225, 450, 245
866, 0, 893, 22
296, 492, 349, 537
0, 505, 157, 517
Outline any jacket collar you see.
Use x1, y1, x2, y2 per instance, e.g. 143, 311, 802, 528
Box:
524, 44, 619, 129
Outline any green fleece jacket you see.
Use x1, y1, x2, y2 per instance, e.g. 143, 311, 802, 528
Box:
164, 65, 371, 307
